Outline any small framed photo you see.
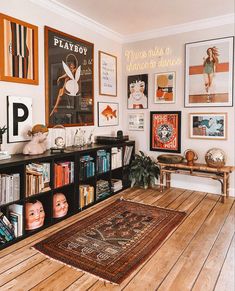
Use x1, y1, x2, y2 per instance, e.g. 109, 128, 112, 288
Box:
99, 51, 117, 96
98, 102, 119, 127
0, 13, 38, 85
185, 36, 234, 107
128, 113, 144, 131
127, 74, 148, 109
150, 111, 181, 153
154, 72, 175, 103
189, 112, 227, 140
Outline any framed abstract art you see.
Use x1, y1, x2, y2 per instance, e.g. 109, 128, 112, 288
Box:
150, 111, 181, 153
185, 36, 234, 107
0, 13, 38, 84
154, 72, 175, 103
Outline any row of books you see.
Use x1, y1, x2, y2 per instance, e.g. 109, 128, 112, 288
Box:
111, 148, 122, 169
97, 150, 110, 173
111, 179, 123, 193
79, 185, 94, 209
96, 179, 110, 200
54, 161, 74, 188
0, 173, 20, 205
26, 163, 51, 197
80, 155, 95, 180
124, 146, 134, 166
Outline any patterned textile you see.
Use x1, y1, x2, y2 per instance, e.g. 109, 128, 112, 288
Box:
34, 199, 185, 284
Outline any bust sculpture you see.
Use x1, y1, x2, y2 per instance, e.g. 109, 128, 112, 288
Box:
25, 200, 45, 230
53, 193, 69, 218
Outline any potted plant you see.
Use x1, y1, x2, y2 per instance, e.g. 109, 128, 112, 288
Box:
129, 151, 160, 189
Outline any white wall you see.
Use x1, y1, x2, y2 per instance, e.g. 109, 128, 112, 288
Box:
123, 24, 235, 196
0, 0, 123, 154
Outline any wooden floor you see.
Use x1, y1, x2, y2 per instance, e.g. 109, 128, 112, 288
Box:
0, 187, 234, 291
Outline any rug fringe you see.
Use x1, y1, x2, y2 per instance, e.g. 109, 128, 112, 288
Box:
31, 246, 119, 286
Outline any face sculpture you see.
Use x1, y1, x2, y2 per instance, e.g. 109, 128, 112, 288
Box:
25, 200, 45, 230
53, 193, 69, 218
55, 137, 65, 148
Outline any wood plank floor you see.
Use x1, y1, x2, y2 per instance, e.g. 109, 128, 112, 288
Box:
0, 187, 234, 291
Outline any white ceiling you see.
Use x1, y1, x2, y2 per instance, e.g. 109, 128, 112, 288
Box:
55, 0, 234, 36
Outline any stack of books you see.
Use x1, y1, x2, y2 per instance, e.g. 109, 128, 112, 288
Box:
0, 173, 20, 205
111, 179, 123, 193
8, 204, 23, 237
80, 155, 95, 180
54, 161, 74, 188
79, 185, 94, 209
96, 179, 110, 200
0, 211, 15, 245
111, 147, 122, 169
97, 150, 110, 173
124, 146, 134, 166
26, 163, 51, 196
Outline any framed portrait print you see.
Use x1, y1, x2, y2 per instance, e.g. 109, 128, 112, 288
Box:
0, 13, 38, 85
127, 74, 148, 109
154, 72, 175, 103
150, 111, 181, 153
185, 36, 234, 107
98, 102, 119, 127
45, 26, 94, 127
99, 51, 117, 96
7, 96, 32, 143
128, 113, 144, 131
189, 112, 227, 140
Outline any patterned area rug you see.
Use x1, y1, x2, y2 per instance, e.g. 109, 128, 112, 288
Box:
33, 199, 186, 284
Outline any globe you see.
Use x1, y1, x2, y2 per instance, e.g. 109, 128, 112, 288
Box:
205, 148, 226, 168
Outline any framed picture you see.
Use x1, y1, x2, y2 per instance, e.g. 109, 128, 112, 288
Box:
7, 96, 32, 143
154, 72, 175, 103
127, 74, 148, 109
128, 113, 144, 131
0, 13, 38, 85
98, 102, 119, 127
45, 26, 94, 127
99, 51, 117, 96
150, 111, 181, 153
185, 36, 234, 107
189, 112, 227, 140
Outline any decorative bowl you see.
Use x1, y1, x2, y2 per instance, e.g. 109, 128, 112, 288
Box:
157, 154, 184, 164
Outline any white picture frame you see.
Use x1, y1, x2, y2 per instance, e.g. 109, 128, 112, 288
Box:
128, 113, 144, 131
154, 72, 175, 104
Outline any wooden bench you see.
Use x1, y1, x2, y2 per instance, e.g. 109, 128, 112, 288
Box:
158, 162, 234, 203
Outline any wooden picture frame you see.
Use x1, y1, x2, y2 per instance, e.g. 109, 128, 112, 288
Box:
98, 102, 119, 127
99, 51, 117, 96
0, 13, 38, 85
45, 26, 94, 127
154, 72, 175, 104
128, 113, 144, 131
185, 36, 234, 107
127, 74, 148, 109
150, 111, 181, 153
189, 112, 227, 140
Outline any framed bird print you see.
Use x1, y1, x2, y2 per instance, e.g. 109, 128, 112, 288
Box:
98, 102, 119, 127
0, 13, 38, 85
45, 26, 94, 127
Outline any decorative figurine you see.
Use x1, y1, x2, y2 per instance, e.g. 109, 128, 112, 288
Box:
53, 193, 69, 218
0, 125, 11, 160
184, 149, 198, 166
23, 124, 49, 155
87, 129, 94, 146
205, 148, 226, 168
74, 128, 85, 147
25, 200, 45, 230
50, 125, 66, 153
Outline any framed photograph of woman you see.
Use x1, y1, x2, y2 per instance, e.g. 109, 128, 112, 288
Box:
127, 74, 148, 109
154, 72, 175, 103
45, 26, 94, 127
150, 111, 181, 153
189, 112, 227, 140
185, 36, 234, 107
0, 13, 38, 85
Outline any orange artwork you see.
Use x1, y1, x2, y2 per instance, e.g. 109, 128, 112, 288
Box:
154, 72, 175, 103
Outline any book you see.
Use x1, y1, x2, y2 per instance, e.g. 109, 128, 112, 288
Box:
8, 204, 23, 236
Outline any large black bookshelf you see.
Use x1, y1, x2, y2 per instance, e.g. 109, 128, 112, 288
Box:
0, 141, 135, 249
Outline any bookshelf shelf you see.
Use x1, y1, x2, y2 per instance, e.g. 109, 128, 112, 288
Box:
0, 141, 135, 249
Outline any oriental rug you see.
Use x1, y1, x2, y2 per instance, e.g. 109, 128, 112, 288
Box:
33, 199, 186, 284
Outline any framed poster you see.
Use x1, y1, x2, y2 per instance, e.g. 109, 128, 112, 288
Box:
154, 72, 175, 103
45, 26, 94, 127
185, 36, 234, 107
128, 113, 144, 131
150, 111, 181, 153
189, 112, 227, 140
98, 102, 119, 127
127, 74, 148, 109
0, 13, 38, 84
99, 51, 117, 96
7, 96, 32, 143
